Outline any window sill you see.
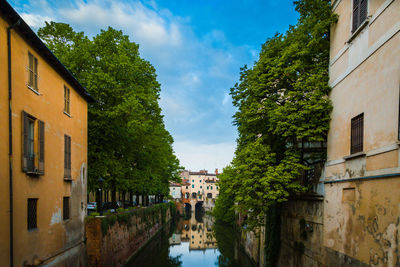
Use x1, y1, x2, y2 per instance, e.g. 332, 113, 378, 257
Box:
27, 85, 40, 95
26, 171, 40, 177
347, 19, 369, 44
63, 111, 72, 118
343, 151, 366, 161
64, 177, 73, 182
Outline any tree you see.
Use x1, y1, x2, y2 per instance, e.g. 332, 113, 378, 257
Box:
38, 22, 181, 203
215, 0, 337, 229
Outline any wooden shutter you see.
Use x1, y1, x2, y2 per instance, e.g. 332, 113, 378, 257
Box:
38, 120, 45, 175
22, 111, 29, 172
68, 136, 71, 175
64, 135, 71, 178
352, 0, 359, 32
360, 0, 368, 26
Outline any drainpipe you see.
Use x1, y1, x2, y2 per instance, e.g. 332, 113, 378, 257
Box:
7, 20, 20, 267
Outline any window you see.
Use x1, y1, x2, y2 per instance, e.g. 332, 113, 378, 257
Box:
64, 135, 71, 178
351, 113, 364, 154
211, 186, 213, 190
63, 197, 70, 220
192, 185, 194, 188
352, 0, 368, 32
27, 198, 38, 230
199, 180, 201, 183
28, 53, 38, 91
186, 186, 188, 189
200, 186, 202, 189
64, 86, 70, 114
207, 186, 209, 190
22, 112, 44, 175
207, 193, 212, 198
216, 186, 218, 190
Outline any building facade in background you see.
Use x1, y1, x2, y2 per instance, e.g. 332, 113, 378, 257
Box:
179, 169, 219, 211
0, 1, 91, 266
324, 0, 400, 265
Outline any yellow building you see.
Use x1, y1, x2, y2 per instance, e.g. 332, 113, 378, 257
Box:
0, 1, 92, 266
324, 0, 400, 265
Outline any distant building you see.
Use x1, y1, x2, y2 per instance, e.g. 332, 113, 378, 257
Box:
0, 2, 92, 266
179, 169, 219, 211
169, 183, 182, 200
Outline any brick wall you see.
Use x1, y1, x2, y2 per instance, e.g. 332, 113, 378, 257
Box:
85, 205, 172, 267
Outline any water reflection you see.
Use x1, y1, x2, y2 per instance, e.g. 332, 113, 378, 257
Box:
126, 211, 254, 267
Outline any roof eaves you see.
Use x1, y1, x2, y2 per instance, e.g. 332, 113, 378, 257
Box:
0, 0, 95, 103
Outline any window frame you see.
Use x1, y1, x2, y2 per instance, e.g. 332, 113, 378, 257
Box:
64, 85, 71, 115
28, 52, 39, 92
350, 113, 364, 154
63, 197, 70, 221
22, 111, 44, 175
352, 0, 368, 33
27, 198, 38, 230
64, 135, 72, 179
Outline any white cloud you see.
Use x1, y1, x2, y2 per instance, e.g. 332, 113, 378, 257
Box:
61, 0, 182, 49
173, 141, 236, 172
20, 13, 53, 28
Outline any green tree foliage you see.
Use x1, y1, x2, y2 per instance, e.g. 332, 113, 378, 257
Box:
214, 0, 337, 229
38, 22, 181, 199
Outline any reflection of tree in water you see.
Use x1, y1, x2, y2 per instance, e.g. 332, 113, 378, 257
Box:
126, 221, 183, 267
213, 222, 237, 267
165, 254, 183, 267
213, 222, 255, 267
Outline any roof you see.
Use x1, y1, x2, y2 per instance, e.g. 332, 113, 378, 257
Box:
189, 172, 218, 176
0, 0, 94, 102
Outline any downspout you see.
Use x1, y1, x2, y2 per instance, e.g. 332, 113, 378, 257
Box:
7, 19, 20, 267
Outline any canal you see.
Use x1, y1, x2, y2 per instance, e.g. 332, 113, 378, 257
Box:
126, 211, 255, 267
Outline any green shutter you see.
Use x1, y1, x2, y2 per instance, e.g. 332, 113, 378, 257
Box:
38, 120, 44, 175
22, 111, 28, 172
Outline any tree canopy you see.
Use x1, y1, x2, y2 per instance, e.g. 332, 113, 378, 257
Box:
214, 0, 337, 229
38, 22, 181, 198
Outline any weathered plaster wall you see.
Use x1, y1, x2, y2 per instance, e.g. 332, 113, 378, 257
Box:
324, 178, 400, 266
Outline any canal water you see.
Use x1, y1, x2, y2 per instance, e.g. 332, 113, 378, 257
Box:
126, 211, 255, 267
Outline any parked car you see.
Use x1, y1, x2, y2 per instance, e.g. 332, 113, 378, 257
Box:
102, 202, 122, 213
87, 202, 97, 211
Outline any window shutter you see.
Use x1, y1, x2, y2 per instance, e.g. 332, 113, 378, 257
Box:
22, 111, 29, 172
38, 120, 45, 175
64, 135, 68, 177
64, 135, 71, 178
359, 0, 367, 25
352, 0, 359, 32
68, 136, 71, 175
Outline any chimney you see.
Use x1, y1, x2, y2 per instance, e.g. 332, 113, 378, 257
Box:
215, 168, 218, 175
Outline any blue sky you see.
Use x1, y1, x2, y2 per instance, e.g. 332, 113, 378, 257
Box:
9, 0, 299, 171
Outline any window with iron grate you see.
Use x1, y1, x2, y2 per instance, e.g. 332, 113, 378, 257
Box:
351, 113, 364, 154
63, 197, 70, 220
28, 198, 38, 230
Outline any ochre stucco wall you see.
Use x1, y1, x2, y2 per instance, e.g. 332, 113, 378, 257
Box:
325, 1, 400, 266
324, 178, 400, 266
0, 16, 88, 266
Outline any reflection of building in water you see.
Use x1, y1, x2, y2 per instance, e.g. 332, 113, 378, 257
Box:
169, 233, 181, 245
180, 215, 217, 250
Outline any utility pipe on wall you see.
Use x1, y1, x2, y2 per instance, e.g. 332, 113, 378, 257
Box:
7, 19, 20, 267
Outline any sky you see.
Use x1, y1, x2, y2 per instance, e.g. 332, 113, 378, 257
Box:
9, 0, 299, 172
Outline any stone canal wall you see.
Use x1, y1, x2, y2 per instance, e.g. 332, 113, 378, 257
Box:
85, 203, 174, 267
278, 196, 324, 267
